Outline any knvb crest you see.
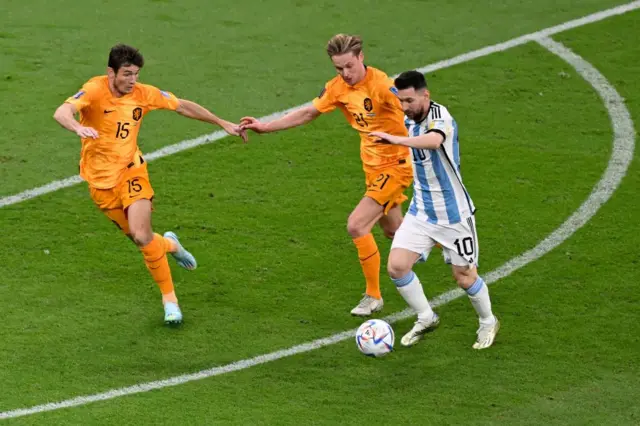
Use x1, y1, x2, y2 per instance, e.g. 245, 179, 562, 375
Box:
132, 107, 143, 121
363, 98, 373, 112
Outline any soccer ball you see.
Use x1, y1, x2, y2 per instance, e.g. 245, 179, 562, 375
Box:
355, 319, 395, 357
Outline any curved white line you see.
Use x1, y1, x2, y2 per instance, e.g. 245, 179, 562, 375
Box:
388, 35, 636, 318
0, 30, 636, 424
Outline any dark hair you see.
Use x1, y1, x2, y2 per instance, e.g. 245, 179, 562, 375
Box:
394, 71, 427, 91
108, 44, 144, 73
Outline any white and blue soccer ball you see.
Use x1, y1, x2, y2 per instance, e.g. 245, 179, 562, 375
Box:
355, 319, 395, 357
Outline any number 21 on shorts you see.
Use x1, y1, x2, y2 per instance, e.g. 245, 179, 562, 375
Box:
368, 173, 391, 191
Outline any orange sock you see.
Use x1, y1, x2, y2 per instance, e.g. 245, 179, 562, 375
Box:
353, 233, 381, 299
141, 234, 177, 304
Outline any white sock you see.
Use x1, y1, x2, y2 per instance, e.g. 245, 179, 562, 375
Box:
392, 271, 435, 322
465, 277, 496, 325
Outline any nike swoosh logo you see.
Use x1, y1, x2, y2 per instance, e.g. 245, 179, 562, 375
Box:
104, 110, 115, 114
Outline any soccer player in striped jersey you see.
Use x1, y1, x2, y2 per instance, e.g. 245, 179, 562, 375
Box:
370, 71, 499, 350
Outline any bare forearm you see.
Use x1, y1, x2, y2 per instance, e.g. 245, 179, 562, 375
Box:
176, 99, 225, 126
262, 106, 320, 132
395, 132, 444, 150
53, 104, 81, 133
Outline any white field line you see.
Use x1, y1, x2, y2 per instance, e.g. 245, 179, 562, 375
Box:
0, 6, 636, 420
1, 0, 638, 209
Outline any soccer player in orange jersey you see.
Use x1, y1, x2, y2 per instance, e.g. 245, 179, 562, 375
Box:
53, 44, 247, 325
240, 34, 414, 316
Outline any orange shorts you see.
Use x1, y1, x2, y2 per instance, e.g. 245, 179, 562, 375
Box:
365, 165, 413, 214
88, 162, 154, 234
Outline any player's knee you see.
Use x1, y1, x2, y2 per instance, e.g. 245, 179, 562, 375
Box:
387, 256, 412, 279
381, 222, 399, 239
387, 262, 410, 279
130, 227, 153, 247
380, 218, 401, 240
453, 268, 477, 288
383, 229, 395, 239
346, 217, 367, 238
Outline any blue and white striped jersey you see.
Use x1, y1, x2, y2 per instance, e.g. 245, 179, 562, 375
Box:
405, 101, 475, 225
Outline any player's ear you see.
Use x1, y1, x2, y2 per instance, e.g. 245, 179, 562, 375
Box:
107, 67, 116, 79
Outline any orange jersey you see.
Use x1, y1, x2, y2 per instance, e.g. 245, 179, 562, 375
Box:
65, 76, 180, 189
312, 66, 410, 173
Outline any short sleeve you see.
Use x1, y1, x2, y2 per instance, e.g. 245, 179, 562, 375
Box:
427, 111, 453, 140
64, 82, 101, 111
143, 85, 180, 111
380, 79, 402, 109
311, 82, 339, 113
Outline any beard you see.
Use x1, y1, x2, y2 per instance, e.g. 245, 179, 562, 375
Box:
407, 106, 427, 122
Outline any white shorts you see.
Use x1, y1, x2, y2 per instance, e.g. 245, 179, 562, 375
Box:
391, 214, 479, 267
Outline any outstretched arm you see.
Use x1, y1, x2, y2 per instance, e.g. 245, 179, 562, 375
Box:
240, 104, 321, 134
176, 99, 247, 142
370, 130, 445, 150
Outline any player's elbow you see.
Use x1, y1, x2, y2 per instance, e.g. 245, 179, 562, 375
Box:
53, 105, 64, 123
175, 99, 187, 115
303, 105, 321, 121
427, 131, 446, 149
431, 140, 444, 150
53, 104, 71, 123
176, 99, 198, 114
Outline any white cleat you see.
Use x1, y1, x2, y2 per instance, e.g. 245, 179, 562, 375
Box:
163, 302, 183, 325
164, 231, 197, 270
473, 317, 500, 349
350, 294, 384, 317
401, 313, 440, 347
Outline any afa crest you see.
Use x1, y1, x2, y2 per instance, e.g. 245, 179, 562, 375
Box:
363, 98, 373, 112
132, 107, 143, 121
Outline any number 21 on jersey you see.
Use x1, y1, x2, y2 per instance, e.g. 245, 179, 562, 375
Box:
353, 112, 368, 127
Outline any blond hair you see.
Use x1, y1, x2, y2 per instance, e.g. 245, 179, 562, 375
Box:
326, 34, 363, 57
